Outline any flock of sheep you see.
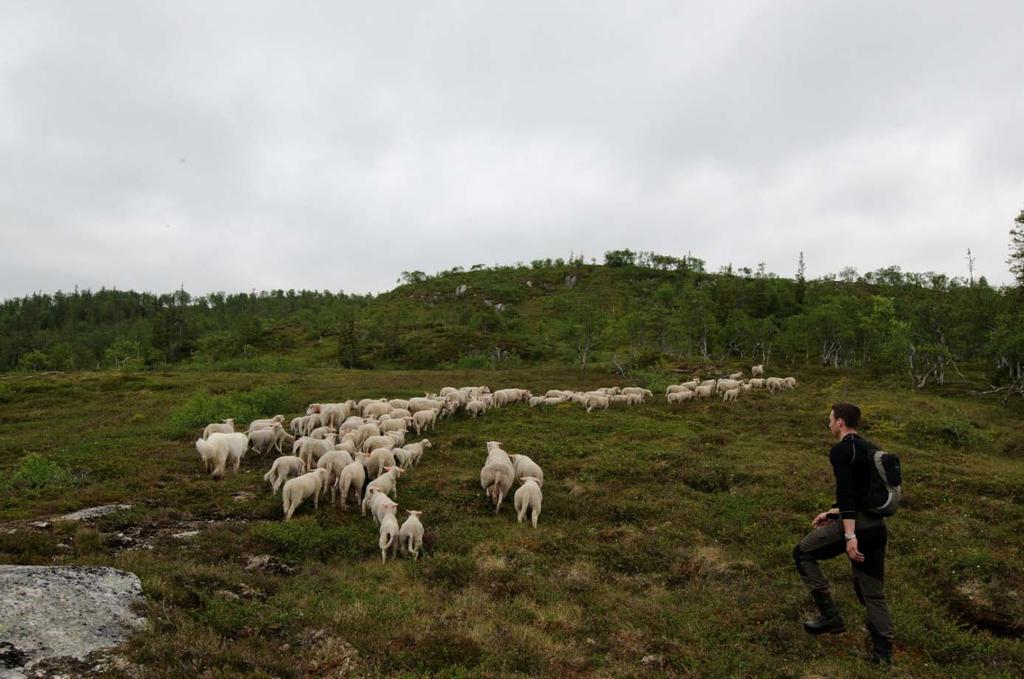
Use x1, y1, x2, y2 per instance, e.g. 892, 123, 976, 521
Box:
665, 364, 798, 403
193, 367, 794, 562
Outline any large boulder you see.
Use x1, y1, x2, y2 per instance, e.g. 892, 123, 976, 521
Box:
0, 566, 145, 677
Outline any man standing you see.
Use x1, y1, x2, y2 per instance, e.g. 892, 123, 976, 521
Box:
793, 402, 894, 665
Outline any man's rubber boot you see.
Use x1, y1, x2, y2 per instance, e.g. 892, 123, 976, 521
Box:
868, 634, 893, 665
803, 590, 846, 635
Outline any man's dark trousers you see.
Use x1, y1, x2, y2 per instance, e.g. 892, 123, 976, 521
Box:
793, 511, 894, 644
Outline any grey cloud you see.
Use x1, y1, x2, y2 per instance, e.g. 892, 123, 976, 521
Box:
1, 1, 1021, 299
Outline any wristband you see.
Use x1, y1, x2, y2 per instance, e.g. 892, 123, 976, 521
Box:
843, 532, 856, 541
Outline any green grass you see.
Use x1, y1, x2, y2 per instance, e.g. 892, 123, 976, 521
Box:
0, 367, 1022, 677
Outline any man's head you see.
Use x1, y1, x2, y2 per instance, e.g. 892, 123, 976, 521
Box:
829, 402, 861, 438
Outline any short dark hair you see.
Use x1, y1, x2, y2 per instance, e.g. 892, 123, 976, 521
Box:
831, 402, 861, 428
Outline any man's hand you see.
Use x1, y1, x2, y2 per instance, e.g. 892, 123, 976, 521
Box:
812, 512, 831, 528
846, 536, 865, 563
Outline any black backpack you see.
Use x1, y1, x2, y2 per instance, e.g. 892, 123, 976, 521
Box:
851, 437, 902, 517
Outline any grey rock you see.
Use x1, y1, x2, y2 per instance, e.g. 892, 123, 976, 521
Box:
0, 566, 145, 677
58, 504, 132, 522
171, 530, 200, 539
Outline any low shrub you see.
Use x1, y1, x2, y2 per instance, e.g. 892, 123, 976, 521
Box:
165, 385, 298, 438
4, 453, 72, 490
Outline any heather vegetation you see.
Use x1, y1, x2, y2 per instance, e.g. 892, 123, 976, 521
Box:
1, 247, 1023, 676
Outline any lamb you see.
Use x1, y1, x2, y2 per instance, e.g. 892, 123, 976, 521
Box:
308, 425, 337, 440
741, 383, 752, 392
281, 468, 328, 520
784, 376, 797, 389
585, 394, 610, 413
363, 401, 393, 419
379, 512, 400, 563
748, 378, 765, 389
480, 442, 515, 514
398, 511, 424, 560
466, 400, 486, 417
621, 387, 653, 401
723, 388, 740, 402
263, 455, 305, 493
667, 389, 694, 404
509, 453, 544, 487
202, 418, 234, 439
401, 439, 432, 467
336, 458, 366, 509
729, 371, 744, 380
368, 447, 397, 478
364, 486, 399, 522
353, 422, 381, 449
361, 434, 396, 454
379, 417, 408, 434
316, 450, 355, 498
196, 432, 249, 478
412, 409, 438, 435
364, 466, 405, 504
247, 415, 285, 433
295, 433, 338, 470
694, 385, 714, 399
751, 364, 764, 377
528, 396, 545, 408
716, 379, 742, 394
289, 416, 305, 436
408, 397, 444, 414
514, 477, 543, 528
249, 422, 285, 456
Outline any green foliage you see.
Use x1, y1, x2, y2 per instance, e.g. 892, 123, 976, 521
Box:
0, 382, 14, 403
4, 453, 72, 490
165, 385, 298, 438
253, 520, 369, 561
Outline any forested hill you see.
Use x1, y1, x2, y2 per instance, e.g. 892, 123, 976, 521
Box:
2, 251, 1022, 394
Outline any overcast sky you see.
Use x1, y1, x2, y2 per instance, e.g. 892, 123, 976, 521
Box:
1, 1, 1021, 299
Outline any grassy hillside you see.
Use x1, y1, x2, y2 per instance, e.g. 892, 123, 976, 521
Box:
1, 367, 1022, 677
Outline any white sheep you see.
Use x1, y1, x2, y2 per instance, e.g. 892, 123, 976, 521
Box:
667, 389, 694, 404
363, 401, 393, 419
385, 430, 406, 447
249, 422, 285, 456
247, 415, 285, 433
361, 434, 396, 454
723, 388, 740, 402
748, 378, 765, 389
402, 439, 432, 467
316, 450, 354, 498
295, 433, 338, 470
716, 379, 742, 394
379, 417, 408, 434
509, 453, 544, 487
281, 468, 328, 520
412, 409, 438, 435
694, 384, 714, 399
480, 442, 514, 514
766, 377, 784, 393
202, 418, 235, 439
308, 425, 337, 440
751, 364, 764, 377
514, 477, 543, 528
263, 455, 305, 493
365, 487, 399, 522
398, 510, 424, 560
368, 447, 397, 479
585, 394, 610, 413
784, 376, 797, 389
388, 398, 410, 410
466, 400, 486, 417
729, 371, 744, 380
365, 465, 405, 504
336, 458, 366, 509
379, 512, 400, 563
196, 432, 249, 479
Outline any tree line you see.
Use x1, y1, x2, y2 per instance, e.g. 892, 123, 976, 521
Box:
2, 242, 1023, 397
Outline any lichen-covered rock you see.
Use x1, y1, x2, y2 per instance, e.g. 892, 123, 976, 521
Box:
0, 566, 145, 677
